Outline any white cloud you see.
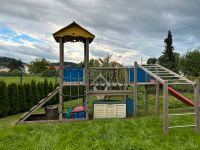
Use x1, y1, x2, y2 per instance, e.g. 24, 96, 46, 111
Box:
0, 0, 200, 65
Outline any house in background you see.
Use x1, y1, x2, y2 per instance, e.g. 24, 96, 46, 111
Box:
0, 66, 10, 72
47, 66, 60, 71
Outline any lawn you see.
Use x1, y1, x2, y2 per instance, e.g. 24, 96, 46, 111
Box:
0, 76, 58, 84
0, 93, 199, 150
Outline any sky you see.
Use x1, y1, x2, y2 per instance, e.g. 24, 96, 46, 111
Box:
0, 0, 200, 65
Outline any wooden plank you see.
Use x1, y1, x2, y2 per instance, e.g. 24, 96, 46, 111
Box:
163, 81, 169, 134
194, 79, 199, 132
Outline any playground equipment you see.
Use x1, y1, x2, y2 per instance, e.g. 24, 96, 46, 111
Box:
17, 21, 199, 135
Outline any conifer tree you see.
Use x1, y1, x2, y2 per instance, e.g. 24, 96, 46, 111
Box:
43, 78, 49, 97
158, 30, 179, 72
0, 81, 9, 117
18, 84, 27, 112
30, 80, 39, 104
24, 83, 33, 109
7, 83, 20, 114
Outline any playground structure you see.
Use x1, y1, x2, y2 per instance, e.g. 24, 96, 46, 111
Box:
17, 22, 200, 134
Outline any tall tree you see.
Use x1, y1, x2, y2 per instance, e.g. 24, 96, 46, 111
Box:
158, 30, 179, 72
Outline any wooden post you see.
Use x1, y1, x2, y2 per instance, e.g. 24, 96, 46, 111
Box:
144, 72, 148, 113
84, 39, 89, 119
163, 80, 169, 134
134, 62, 137, 117
124, 68, 128, 100
59, 37, 64, 121
194, 79, 199, 132
156, 80, 160, 115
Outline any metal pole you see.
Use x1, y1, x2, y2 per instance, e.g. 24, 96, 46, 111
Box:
156, 80, 160, 116
163, 80, 169, 134
134, 62, 138, 117
194, 79, 199, 132
59, 37, 64, 121
20, 69, 23, 84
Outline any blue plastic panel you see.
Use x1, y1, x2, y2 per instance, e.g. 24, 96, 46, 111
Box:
126, 98, 134, 117
63, 68, 84, 82
129, 68, 151, 82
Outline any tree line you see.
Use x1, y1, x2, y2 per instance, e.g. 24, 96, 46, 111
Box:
0, 80, 84, 118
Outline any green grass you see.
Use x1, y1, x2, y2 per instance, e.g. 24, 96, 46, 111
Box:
0, 94, 200, 150
0, 76, 58, 84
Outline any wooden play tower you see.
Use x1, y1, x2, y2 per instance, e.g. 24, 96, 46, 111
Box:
17, 21, 200, 135
52, 21, 95, 120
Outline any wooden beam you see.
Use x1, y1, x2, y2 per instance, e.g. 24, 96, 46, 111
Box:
194, 79, 199, 132
59, 37, 64, 121
156, 80, 160, 116
134, 61, 137, 117
163, 80, 169, 134
144, 72, 148, 113
89, 90, 134, 96
84, 39, 89, 119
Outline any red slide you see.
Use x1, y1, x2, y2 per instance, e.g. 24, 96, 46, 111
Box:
167, 86, 195, 107
151, 80, 195, 106
150, 79, 195, 106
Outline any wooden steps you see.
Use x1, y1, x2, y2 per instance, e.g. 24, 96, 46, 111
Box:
17, 87, 59, 123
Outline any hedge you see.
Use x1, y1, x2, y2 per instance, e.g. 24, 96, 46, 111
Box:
0, 79, 84, 118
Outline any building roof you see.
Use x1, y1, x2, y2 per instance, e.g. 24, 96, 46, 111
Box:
52, 21, 95, 43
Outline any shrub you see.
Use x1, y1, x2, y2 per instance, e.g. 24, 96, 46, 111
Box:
7, 83, 20, 115
0, 81, 9, 117
41, 69, 58, 77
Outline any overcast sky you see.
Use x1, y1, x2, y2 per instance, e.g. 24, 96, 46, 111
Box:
0, 0, 200, 65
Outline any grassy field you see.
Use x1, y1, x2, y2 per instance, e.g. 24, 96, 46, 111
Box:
0, 76, 58, 84
0, 93, 199, 150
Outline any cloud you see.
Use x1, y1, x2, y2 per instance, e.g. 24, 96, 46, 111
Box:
0, 0, 200, 65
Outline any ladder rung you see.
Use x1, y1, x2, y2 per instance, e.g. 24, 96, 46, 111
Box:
169, 125, 196, 129
168, 82, 192, 85
169, 113, 195, 116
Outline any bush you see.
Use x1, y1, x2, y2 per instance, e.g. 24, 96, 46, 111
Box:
7, 83, 20, 115
18, 84, 28, 112
41, 69, 58, 77
9, 69, 21, 76
0, 81, 9, 117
